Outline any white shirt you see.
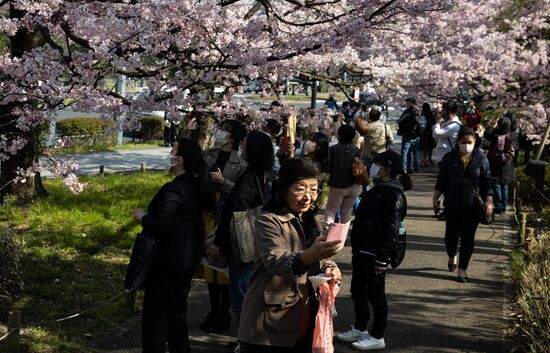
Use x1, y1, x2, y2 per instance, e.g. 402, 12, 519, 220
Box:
433, 116, 462, 161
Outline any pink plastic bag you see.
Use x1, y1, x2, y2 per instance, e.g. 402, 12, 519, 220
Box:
312, 282, 340, 353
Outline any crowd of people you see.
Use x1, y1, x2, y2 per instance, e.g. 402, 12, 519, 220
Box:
131, 95, 522, 352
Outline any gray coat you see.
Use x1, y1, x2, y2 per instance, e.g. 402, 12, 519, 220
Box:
204, 148, 247, 195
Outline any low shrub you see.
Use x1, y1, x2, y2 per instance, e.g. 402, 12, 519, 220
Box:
139, 116, 164, 142
515, 162, 550, 208
56, 117, 117, 150
56, 117, 116, 137
512, 232, 550, 352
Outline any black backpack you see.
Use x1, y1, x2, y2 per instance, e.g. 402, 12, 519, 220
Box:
487, 137, 513, 168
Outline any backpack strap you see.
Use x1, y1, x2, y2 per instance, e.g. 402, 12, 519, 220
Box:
445, 121, 462, 148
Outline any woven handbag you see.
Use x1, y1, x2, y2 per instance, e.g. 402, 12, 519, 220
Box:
229, 176, 264, 263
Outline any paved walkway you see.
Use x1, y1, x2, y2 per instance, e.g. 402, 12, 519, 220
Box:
40, 147, 172, 177
94, 167, 513, 353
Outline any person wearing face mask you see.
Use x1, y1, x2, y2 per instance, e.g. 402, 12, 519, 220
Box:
433, 127, 494, 283
207, 131, 274, 351
336, 150, 410, 351
133, 137, 216, 353
202, 119, 248, 333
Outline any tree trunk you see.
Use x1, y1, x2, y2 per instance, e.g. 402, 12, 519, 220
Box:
0, 2, 48, 204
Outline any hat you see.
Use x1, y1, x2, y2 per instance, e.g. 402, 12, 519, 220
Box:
372, 150, 402, 173
405, 97, 416, 104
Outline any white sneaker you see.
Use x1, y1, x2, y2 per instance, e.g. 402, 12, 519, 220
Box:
233, 343, 241, 353
335, 325, 369, 342
352, 336, 386, 350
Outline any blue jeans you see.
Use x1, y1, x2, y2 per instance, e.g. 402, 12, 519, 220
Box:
401, 137, 419, 171
494, 183, 509, 212
228, 260, 254, 323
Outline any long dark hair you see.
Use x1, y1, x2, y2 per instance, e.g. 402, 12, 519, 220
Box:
421, 103, 434, 124
264, 158, 319, 214
310, 132, 329, 173
176, 137, 216, 212
245, 131, 274, 173
221, 119, 247, 151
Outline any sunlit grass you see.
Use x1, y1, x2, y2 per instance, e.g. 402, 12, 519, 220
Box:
0, 171, 172, 352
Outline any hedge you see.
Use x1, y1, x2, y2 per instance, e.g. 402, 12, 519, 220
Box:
139, 116, 164, 142
56, 117, 116, 137
56, 117, 117, 149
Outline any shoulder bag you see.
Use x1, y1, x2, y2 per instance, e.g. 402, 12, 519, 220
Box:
124, 231, 158, 292
229, 176, 264, 263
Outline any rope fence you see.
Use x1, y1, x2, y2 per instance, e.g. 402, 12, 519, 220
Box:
1, 279, 204, 352
0, 291, 127, 352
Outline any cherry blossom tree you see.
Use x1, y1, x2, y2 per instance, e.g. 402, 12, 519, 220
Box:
0, 0, 547, 203
360, 0, 549, 141
0, 0, 452, 202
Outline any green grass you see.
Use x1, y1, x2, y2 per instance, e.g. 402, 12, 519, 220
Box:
49, 141, 164, 155
0, 171, 173, 353
511, 232, 550, 352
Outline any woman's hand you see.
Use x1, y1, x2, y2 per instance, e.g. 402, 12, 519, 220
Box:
484, 200, 494, 217
324, 266, 342, 284
210, 168, 225, 184
432, 193, 441, 215
133, 208, 146, 222
300, 235, 341, 266
374, 266, 387, 275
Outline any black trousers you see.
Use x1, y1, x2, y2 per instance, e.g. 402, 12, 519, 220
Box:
350, 255, 387, 339
444, 206, 480, 270
142, 271, 193, 353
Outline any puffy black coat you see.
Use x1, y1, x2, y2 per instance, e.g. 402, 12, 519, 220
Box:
350, 180, 407, 268
435, 148, 494, 209
141, 173, 206, 272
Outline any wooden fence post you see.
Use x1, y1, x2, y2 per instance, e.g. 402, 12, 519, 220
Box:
7, 310, 21, 353
520, 212, 527, 243
126, 291, 136, 315
525, 227, 535, 252
512, 181, 519, 209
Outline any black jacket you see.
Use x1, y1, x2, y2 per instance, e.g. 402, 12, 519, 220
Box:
488, 135, 516, 184
141, 173, 205, 272
435, 148, 494, 209
328, 142, 361, 188
397, 108, 419, 138
214, 168, 266, 259
350, 180, 407, 268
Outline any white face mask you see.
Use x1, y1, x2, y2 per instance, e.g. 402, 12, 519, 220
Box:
214, 129, 230, 148
167, 154, 181, 169
303, 140, 315, 155
459, 143, 475, 154
369, 163, 381, 179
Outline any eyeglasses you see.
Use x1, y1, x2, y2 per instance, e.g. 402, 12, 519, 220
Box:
290, 185, 318, 198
